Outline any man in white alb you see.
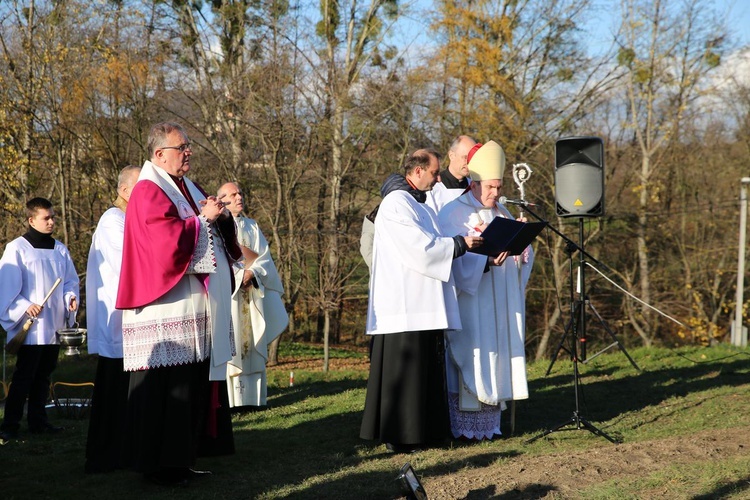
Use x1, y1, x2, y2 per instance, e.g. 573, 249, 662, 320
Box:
360, 148, 483, 452
85, 164, 140, 473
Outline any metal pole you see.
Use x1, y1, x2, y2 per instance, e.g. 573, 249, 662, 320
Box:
734, 177, 750, 346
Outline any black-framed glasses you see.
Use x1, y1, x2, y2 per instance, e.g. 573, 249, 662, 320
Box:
160, 142, 192, 153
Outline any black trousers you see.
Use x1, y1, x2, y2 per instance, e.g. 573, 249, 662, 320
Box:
1, 344, 60, 432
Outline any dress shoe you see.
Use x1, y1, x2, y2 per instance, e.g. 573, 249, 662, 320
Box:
145, 470, 189, 487
187, 468, 213, 478
29, 423, 64, 434
385, 442, 421, 454
0, 429, 18, 444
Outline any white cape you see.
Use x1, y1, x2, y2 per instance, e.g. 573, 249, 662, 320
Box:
425, 180, 468, 214
86, 207, 126, 358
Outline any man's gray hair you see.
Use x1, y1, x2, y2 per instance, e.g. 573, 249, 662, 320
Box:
147, 122, 188, 158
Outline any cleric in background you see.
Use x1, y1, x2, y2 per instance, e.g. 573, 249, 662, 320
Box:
425, 135, 477, 214
438, 140, 534, 439
217, 181, 289, 409
85, 165, 140, 473
359, 148, 482, 453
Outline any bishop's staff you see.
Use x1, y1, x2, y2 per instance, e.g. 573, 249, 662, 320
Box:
512, 162, 533, 219
5, 278, 62, 355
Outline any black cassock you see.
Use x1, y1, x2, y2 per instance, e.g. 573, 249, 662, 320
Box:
360, 329, 450, 447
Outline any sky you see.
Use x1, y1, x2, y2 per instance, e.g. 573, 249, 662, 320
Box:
399, 0, 750, 59
584, 0, 750, 53
706, 0, 749, 47
581, 0, 750, 90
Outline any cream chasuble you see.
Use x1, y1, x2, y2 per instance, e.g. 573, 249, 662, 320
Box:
227, 216, 288, 407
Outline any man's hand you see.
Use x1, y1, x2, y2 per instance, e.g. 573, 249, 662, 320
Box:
241, 269, 256, 288
463, 236, 484, 250
69, 297, 78, 312
26, 303, 43, 319
199, 196, 225, 222
488, 251, 510, 267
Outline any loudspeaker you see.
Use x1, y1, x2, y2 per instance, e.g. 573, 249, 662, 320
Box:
554, 136, 605, 218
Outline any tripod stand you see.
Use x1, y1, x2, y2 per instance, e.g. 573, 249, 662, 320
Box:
545, 229, 640, 376
525, 217, 638, 444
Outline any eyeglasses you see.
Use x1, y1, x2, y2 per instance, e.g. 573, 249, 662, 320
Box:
160, 142, 192, 153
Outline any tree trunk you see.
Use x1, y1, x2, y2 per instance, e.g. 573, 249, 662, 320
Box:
635, 157, 653, 345
267, 335, 281, 366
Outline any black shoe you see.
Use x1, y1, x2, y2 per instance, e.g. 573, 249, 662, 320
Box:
145, 470, 189, 487
187, 469, 213, 478
0, 430, 18, 444
385, 442, 421, 454
29, 423, 64, 434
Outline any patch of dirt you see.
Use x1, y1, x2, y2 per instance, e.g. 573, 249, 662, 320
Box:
423, 425, 750, 499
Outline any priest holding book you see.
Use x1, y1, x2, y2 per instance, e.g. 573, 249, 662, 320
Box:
438, 140, 535, 440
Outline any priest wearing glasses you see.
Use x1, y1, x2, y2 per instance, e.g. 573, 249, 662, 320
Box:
116, 122, 242, 486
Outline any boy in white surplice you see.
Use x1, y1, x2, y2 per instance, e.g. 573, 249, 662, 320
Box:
0, 197, 79, 443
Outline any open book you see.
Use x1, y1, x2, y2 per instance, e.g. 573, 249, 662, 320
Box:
470, 217, 545, 256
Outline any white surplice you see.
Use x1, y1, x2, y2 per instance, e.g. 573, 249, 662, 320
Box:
121, 161, 235, 381
438, 192, 534, 438
425, 181, 468, 215
0, 238, 79, 344
367, 190, 461, 335
86, 207, 126, 358
227, 216, 288, 407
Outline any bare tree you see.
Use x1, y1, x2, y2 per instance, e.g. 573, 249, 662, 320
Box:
614, 0, 726, 345
313, 0, 399, 370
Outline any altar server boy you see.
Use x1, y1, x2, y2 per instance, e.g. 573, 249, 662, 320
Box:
0, 197, 79, 443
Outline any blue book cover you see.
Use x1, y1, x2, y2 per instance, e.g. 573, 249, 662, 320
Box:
470, 217, 545, 256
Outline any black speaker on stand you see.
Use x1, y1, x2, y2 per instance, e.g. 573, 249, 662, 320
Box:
528, 136, 638, 445
554, 136, 605, 218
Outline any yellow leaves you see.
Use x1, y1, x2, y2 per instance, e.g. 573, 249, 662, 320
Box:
0, 120, 27, 199
634, 65, 652, 85
433, 0, 514, 72
679, 314, 721, 346
704, 50, 721, 69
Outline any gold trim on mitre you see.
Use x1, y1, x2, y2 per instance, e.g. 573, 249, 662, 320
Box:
468, 140, 506, 181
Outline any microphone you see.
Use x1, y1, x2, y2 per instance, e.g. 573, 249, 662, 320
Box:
499, 196, 536, 207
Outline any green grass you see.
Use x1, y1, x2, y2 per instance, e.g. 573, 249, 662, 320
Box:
1, 343, 750, 499
276, 342, 367, 360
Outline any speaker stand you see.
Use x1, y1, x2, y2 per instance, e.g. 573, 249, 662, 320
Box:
529, 218, 630, 445
527, 330, 619, 444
